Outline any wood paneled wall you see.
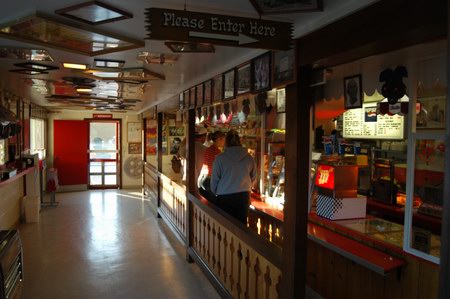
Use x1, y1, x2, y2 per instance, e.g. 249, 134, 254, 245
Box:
306, 239, 439, 299
0, 178, 24, 229
192, 204, 282, 299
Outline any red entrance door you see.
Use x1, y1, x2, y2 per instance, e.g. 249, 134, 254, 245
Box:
53, 120, 89, 187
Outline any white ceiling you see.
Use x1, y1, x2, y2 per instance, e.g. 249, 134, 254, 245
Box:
0, 0, 378, 114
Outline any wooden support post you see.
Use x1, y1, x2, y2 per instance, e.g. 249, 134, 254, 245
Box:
186, 109, 195, 263
156, 111, 163, 218
281, 64, 313, 299
438, 10, 450, 298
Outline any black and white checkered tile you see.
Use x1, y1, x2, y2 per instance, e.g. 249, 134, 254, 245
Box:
317, 194, 343, 220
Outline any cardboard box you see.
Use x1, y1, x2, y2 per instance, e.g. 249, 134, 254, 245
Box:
317, 194, 367, 220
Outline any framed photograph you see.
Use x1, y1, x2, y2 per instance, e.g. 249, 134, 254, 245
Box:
189, 87, 196, 108
169, 137, 183, 155
344, 75, 362, 109
179, 93, 184, 110
213, 74, 223, 103
145, 120, 157, 155
224, 69, 235, 100
127, 122, 142, 143
273, 49, 296, 87
252, 52, 271, 93
183, 90, 190, 109
237, 63, 251, 95
416, 96, 446, 129
276, 88, 286, 113
128, 142, 142, 154
196, 83, 204, 106
204, 80, 212, 106
168, 126, 185, 136
248, 0, 323, 15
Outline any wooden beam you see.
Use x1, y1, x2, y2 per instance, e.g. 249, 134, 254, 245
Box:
156, 111, 163, 218
297, 0, 447, 68
186, 109, 196, 262
281, 64, 313, 298
438, 5, 450, 297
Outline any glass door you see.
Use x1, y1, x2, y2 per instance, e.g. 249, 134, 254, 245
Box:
88, 121, 120, 189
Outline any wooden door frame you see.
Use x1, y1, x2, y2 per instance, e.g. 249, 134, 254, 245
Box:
85, 118, 122, 189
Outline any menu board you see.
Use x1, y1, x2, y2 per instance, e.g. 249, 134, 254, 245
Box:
343, 103, 404, 139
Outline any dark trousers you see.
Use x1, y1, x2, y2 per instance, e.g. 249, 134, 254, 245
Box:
199, 176, 217, 204
216, 192, 250, 225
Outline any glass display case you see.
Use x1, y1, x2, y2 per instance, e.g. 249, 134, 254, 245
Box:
265, 142, 285, 199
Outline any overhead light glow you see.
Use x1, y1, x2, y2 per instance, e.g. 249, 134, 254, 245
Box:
76, 88, 93, 93
62, 62, 88, 70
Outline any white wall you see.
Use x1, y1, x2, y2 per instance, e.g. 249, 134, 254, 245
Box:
48, 110, 142, 188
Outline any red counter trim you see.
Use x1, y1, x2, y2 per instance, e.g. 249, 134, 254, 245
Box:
308, 222, 405, 275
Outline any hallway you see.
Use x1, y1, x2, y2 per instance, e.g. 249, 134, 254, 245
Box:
18, 190, 220, 299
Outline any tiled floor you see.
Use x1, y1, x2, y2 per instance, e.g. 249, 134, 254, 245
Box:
18, 189, 220, 299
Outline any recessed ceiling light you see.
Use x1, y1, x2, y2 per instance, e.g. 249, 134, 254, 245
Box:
14, 62, 59, 71
84, 70, 121, 78
76, 88, 93, 93
62, 62, 89, 70
9, 69, 48, 75
94, 58, 125, 68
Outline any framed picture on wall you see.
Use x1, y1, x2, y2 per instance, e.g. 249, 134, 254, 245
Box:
189, 87, 196, 108
213, 74, 223, 103
276, 88, 286, 113
224, 69, 235, 100
252, 52, 271, 93
344, 74, 362, 109
272, 49, 296, 87
204, 79, 212, 106
196, 83, 204, 106
127, 122, 142, 142
128, 142, 141, 154
237, 62, 251, 95
183, 90, 190, 109
179, 93, 184, 110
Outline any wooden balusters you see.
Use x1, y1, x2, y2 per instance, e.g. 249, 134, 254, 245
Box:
189, 204, 282, 298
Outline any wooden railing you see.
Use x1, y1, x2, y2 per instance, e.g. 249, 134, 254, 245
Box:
152, 172, 283, 298
144, 163, 158, 206
188, 193, 283, 299
248, 207, 283, 247
158, 173, 187, 240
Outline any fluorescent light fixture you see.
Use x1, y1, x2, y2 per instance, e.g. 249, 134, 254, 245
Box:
85, 70, 121, 78
10, 69, 48, 75
76, 88, 93, 93
62, 62, 89, 70
94, 58, 125, 68
14, 62, 59, 71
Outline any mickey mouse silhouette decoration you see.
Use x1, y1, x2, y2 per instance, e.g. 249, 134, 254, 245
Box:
379, 66, 408, 105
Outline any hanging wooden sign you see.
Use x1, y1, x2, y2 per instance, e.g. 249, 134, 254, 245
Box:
145, 8, 293, 50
